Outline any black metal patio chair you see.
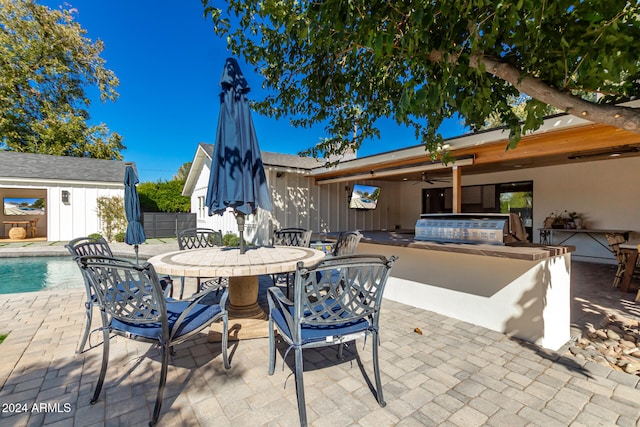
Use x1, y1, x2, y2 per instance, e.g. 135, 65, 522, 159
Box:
330, 230, 363, 257
273, 227, 313, 248
66, 236, 114, 353
66, 236, 173, 353
271, 227, 313, 297
267, 254, 397, 426
76, 255, 230, 427
176, 228, 227, 299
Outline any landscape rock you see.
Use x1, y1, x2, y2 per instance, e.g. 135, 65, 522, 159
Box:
565, 312, 640, 378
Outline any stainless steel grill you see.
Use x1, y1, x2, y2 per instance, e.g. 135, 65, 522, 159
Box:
415, 213, 515, 245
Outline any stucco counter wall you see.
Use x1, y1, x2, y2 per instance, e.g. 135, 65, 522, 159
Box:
353, 232, 574, 351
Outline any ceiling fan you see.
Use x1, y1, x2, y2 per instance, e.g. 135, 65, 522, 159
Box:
412, 172, 451, 185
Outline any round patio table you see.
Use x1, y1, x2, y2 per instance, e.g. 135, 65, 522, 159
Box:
148, 245, 326, 339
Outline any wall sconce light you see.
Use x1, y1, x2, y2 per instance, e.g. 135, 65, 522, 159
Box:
61, 190, 70, 205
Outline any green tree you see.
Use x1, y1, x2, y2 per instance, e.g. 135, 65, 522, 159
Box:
32, 198, 45, 209
202, 0, 640, 160
174, 162, 192, 181
482, 95, 559, 130
138, 180, 191, 213
0, 0, 124, 159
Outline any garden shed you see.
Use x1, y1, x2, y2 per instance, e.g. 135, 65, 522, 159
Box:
0, 151, 132, 241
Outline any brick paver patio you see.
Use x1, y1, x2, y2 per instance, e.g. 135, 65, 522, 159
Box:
0, 240, 638, 426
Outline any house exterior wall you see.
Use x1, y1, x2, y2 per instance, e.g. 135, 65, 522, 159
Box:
396, 155, 640, 263
0, 180, 123, 241
189, 150, 639, 264
191, 159, 405, 245
191, 156, 241, 239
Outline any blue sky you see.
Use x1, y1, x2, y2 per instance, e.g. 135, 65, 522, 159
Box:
41, 1, 467, 182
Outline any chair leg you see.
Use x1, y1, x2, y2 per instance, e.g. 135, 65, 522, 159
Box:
294, 347, 308, 427
164, 276, 174, 298
150, 344, 170, 426
77, 301, 92, 353
613, 263, 625, 288
90, 321, 110, 405
221, 315, 230, 369
372, 332, 386, 407
179, 277, 185, 299
268, 319, 276, 375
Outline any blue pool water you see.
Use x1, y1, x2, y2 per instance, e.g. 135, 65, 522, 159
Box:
0, 256, 85, 294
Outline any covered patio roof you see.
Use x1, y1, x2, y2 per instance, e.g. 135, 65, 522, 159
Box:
310, 100, 640, 185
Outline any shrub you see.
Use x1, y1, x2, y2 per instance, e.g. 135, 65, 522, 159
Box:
223, 232, 239, 246
96, 196, 126, 242
88, 233, 103, 241
222, 232, 249, 247
114, 232, 126, 242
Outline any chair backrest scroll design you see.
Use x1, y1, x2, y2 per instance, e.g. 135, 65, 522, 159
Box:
331, 231, 363, 256
177, 228, 223, 250
291, 254, 396, 342
66, 236, 114, 258
273, 228, 312, 247
78, 256, 167, 330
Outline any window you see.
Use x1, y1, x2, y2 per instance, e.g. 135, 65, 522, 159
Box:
498, 181, 533, 238
198, 196, 205, 218
422, 180, 533, 238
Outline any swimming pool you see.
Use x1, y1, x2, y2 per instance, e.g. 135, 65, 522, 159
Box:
0, 256, 85, 294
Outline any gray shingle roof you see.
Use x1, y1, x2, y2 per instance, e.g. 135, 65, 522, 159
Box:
0, 151, 131, 183
199, 143, 323, 170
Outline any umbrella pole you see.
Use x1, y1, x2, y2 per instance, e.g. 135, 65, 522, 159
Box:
135, 244, 139, 264
236, 212, 246, 254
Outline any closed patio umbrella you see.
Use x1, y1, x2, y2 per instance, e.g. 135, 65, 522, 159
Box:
124, 165, 146, 263
206, 58, 272, 254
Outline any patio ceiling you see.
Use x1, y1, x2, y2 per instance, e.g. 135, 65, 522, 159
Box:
311, 119, 640, 184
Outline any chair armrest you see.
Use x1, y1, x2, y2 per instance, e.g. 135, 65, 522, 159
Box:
181, 279, 227, 303
159, 276, 173, 299
168, 285, 229, 341
267, 286, 292, 306
267, 286, 297, 334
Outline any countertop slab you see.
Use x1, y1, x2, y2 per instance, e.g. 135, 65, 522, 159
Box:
314, 230, 574, 261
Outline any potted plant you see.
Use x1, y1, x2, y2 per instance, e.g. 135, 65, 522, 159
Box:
551, 211, 567, 229
568, 211, 584, 229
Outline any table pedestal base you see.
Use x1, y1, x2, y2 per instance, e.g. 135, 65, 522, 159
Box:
227, 276, 264, 318
208, 317, 270, 341
208, 275, 270, 341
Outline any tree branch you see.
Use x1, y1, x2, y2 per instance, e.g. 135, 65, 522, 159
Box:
427, 49, 640, 133
477, 55, 639, 133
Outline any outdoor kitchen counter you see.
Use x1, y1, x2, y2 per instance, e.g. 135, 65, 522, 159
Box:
313, 230, 575, 351
315, 230, 574, 261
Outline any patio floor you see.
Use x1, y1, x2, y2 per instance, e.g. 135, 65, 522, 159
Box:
0, 241, 639, 426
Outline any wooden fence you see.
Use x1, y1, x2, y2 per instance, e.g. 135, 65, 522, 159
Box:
142, 212, 196, 238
